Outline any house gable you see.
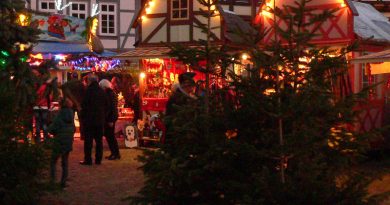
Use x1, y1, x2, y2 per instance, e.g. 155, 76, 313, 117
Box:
258, 0, 356, 46
133, 0, 255, 46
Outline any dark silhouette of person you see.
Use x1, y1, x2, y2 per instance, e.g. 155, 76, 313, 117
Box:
99, 79, 121, 160
48, 98, 75, 188
33, 76, 55, 143
165, 72, 197, 144
79, 74, 107, 165
166, 72, 197, 116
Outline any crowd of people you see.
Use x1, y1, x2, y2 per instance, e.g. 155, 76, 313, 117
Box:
33, 73, 130, 188
32, 71, 198, 188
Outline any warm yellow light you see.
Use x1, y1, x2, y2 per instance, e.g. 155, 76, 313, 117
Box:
149, 1, 155, 7
146, 7, 151, 14
261, 9, 272, 18
140, 72, 146, 79
19, 14, 27, 26
210, 5, 215, 11
265, 0, 274, 8
30, 53, 43, 59
19, 44, 26, 51
91, 18, 98, 35
141, 15, 147, 21
340, 3, 346, 8
241, 53, 249, 60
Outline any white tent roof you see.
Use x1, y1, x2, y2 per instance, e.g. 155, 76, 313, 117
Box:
353, 1, 390, 42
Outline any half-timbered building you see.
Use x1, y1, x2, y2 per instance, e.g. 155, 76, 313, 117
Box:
258, 0, 390, 136
25, 0, 136, 52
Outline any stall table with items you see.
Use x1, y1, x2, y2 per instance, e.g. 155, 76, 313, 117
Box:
137, 58, 196, 146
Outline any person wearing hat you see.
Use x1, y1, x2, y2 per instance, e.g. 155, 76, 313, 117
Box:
165, 72, 197, 117
79, 74, 108, 165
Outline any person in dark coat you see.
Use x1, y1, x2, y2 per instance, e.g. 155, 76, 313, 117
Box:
131, 84, 141, 124
165, 72, 197, 117
48, 98, 75, 188
165, 72, 197, 144
99, 79, 121, 160
79, 74, 108, 165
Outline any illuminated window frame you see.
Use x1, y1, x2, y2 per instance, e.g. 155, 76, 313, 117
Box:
70, 2, 88, 19
171, 0, 189, 20
99, 3, 117, 36
39, 0, 56, 13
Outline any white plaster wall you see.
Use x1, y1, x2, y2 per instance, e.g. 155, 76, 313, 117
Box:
120, 0, 135, 10
193, 14, 221, 40
170, 25, 190, 42
193, 25, 206, 41
101, 39, 118, 49
153, 0, 167, 14
148, 24, 167, 43
142, 17, 165, 41
120, 12, 134, 33
120, 36, 135, 48
30, 0, 37, 10
234, 6, 251, 16
221, 5, 229, 11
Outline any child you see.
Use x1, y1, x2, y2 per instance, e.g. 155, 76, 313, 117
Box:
48, 98, 75, 188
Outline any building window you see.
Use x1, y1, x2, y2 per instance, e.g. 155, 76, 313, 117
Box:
70, 2, 87, 19
39, 0, 56, 13
171, 0, 189, 20
99, 3, 116, 35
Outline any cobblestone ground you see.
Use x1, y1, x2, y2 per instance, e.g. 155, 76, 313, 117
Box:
40, 136, 144, 205
39, 136, 390, 205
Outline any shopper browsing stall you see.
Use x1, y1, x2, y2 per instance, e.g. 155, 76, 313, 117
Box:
80, 74, 108, 165
99, 79, 121, 160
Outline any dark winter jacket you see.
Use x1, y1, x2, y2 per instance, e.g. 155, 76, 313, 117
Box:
105, 88, 118, 123
48, 107, 75, 153
81, 81, 108, 127
165, 87, 196, 117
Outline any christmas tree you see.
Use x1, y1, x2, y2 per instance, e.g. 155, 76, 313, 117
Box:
0, 0, 50, 203
131, 0, 386, 204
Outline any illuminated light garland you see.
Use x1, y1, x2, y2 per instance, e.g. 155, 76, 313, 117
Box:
65, 56, 121, 72
55, 0, 72, 12
91, 4, 100, 17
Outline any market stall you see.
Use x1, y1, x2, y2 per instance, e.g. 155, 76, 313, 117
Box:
138, 58, 192, 145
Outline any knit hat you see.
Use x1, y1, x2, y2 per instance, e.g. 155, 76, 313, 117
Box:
99, 79, 112, 89
178, 72, 196, 86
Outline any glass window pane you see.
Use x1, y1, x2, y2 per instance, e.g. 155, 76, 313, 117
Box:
72, 14, 78, 18
102, 21, 107, 27
109, 21, 114, 27
41, 2, 47, 9
109, 5, 115, 12
80, 4, 85, 11
49, 3, 55, 9
173, 1, 179, 9
102, 28, 107, 33
109, 28, 114, 33
109, 15, 114, 21
102, 5, 107, 11
102, 15, 107, 20
172, 10, 179, 18
181, 0, 187, 8
72, 4, 78, 10
80, 14, 85, 19
180, 10, 187, 18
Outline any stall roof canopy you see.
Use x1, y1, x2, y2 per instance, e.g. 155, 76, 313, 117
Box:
33, 42, 91, 54
33, 41, 116, 57
115, 47, 172, 60
351, 49, 390, 63
353, 1, 390, 42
